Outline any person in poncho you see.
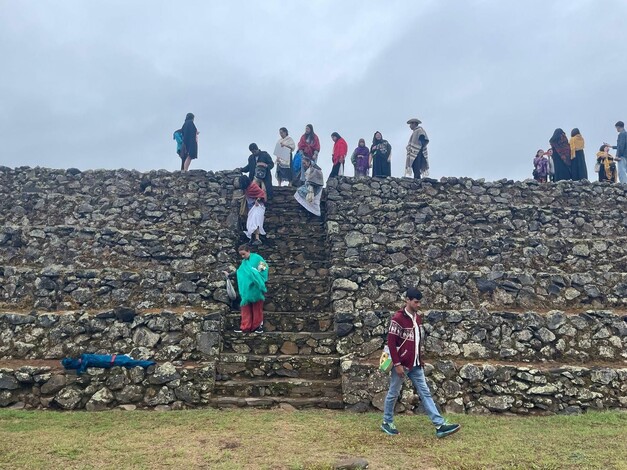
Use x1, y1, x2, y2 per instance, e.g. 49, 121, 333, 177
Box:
273, 127, 296, 186
234, 244, 269, 333
569, 128, 588, 181
181, 113, 198, 172
297, 124, 321, 183
294, 156, 324, 216
405, 118, 429, 178
549, 128, 572, 181
351, 138, 370, 178
370, 131, 392, 177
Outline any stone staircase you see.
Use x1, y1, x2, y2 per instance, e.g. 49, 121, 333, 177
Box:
213, 186, 341, 409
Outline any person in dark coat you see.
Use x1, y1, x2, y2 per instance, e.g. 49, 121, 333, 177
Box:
181, 112, 198, 171
238, 143, 275, 200
549, 128, 572, 181
62, 354, 155, 375
569, 128, 588, 181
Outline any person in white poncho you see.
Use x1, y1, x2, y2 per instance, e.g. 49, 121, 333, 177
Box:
294, 156, 324, 216
273, 127, 296, 186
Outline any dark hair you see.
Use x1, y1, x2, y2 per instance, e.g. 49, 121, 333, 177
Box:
331, 132, 341, 140
600, 144, 608, 152
372, 131, 383, 145
185, 113, 194, 120
280, 127, 288, 135
238, 244, 251, 253
406, 287, 423, 301
571, 128, 580, 137
238, 175, 252, 190
550, 128, 564, 143
249, 143, 258, 152
305, 124, 315, 143
536, 149, 544, 157
616, 121, 625, 128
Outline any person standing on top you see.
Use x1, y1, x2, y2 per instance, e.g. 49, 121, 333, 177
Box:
370, 131, 392, 177
273, 127, 296, 187
605, 121, 627, 183
549, 128, 572, 181
533, 149, 549, 183
181, 113, 198, 172
329, 132, 348, 179
569, 128, 588, 181
351, 138, 370, 178
238, 143, 275, 200
405, 118, 429, 179
381, 287, 461, 438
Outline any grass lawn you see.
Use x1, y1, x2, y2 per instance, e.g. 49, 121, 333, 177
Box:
0, 409, 625, 469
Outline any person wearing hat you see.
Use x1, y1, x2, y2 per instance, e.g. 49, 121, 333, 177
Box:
405, 118, 429, 179
381, 287, 461, 438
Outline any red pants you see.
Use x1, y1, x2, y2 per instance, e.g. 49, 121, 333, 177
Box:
241, 300, 264, 331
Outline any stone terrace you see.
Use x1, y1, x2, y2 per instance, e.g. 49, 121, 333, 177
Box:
0, 167, 625, 414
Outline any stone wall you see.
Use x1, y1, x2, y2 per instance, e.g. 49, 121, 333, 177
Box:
0, 361, 215, 411
335, 309, 627, 363
326, 177, 627, 312
341, 359, 627, 415
0, 167, 243, 311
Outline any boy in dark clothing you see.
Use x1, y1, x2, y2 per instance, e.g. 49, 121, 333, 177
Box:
381, 287, 461, 438
238, 143, 275, 200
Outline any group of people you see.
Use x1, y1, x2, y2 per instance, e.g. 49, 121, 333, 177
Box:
533, 121, 627, 184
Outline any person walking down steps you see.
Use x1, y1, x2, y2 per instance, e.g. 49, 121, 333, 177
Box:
381, 287, 461, 439
225, 244, 269, 334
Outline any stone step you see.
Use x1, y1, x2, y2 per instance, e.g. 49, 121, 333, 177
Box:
217, 353, 341, 380
342, 358, 627, 415
208, 396, 343, 410
221, 332, 337, 355
224, 311, 334, 333
331, 234, 627, 274
329, 268, 627, 311
213, 377, 342, 399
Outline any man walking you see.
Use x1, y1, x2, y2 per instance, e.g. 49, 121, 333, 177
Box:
405, 118, 429, 179
608, 121, 627, 183
381, 287, 461, 438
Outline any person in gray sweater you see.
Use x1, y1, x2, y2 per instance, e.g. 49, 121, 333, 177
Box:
606, 121, 627, 183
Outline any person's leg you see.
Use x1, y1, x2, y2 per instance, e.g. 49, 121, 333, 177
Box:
412, 154, 421, 179
382, 369, 404, 425
183, 157, 192, 171
407, 367, 445, 427
240, 304, 253, 332
618, 159, 627, 183
329, 163, 340, 178
180, 157, 185, 171
252, 300, 264, 331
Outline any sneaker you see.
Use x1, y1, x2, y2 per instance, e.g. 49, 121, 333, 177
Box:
436, 422, 461, 438
254, 326, 264, 334
251, 239, 262, 246
234, 328, 243, 333
380, 422, 400, 435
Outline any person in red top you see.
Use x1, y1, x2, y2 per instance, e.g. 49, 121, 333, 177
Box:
329, 132, 348, 179
381, 287, 461, 438
297, 124, 321, 184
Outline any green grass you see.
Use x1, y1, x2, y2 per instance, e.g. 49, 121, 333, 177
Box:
0, 409, 625, 469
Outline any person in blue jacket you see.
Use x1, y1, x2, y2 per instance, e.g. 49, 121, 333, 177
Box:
62, 354, 155, 375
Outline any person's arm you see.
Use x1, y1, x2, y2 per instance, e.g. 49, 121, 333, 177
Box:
418, 135, 429, 148
387, 318, 404, 377
265, 153, 274, 170
387, 143, 392, 162
619, 133, 627, 158
239, 158, 252, 173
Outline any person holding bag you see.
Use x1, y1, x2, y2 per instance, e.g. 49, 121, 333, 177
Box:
380, 287, 461, 439
238, 143, 275, 200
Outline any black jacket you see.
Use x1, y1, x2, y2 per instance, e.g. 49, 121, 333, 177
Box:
181, 119, 198, 159
241, 151, 274, 198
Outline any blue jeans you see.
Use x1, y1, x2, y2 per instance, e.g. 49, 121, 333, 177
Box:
618, 158, 627, 184
383, 366, 445, 427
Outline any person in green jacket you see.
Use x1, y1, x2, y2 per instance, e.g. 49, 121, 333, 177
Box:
234, 244, 269, 333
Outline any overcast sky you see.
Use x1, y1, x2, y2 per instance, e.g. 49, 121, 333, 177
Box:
0, 0, 625, 181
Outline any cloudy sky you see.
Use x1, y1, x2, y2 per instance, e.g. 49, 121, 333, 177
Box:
0, 0, 625, 181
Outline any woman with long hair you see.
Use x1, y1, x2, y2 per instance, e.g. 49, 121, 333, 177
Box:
351, 138, 370, 178
532, 149, 549, 183
273, 127, 295, 186
370, 131, 392, 177
329, 132, 348, 178
549, 128, 572, 181
181, 113, 198, 171
238, 175, 267, 246
570, 128, 588, 181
